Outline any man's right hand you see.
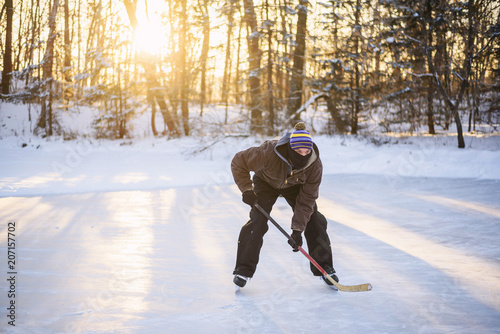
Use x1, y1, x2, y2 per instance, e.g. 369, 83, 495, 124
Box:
242, 190, 258, 207
288, 230, 303, 252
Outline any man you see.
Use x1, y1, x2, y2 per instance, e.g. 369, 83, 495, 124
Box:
231, 122, 338, 288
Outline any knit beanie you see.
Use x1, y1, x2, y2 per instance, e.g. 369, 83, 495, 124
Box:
289, 122, 313, 151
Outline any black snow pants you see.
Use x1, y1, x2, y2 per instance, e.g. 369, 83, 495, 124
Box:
233, 176, 333, 278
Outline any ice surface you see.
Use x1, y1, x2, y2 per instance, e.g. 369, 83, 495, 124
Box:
1, 151, 499, 333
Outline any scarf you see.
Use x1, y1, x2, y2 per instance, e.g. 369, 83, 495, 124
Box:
287, 145, 312, 170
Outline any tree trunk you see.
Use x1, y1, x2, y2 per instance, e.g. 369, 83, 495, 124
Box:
426, 80, 436, 135
117, 69, 125, 138
14, 0, 23, 72
1, 0, 13, 96
179, 0, 190, 135
222, 0, 235, 121
36, 0, 60, 136
148, 89, 158, 136
325, 94, 346, 134
242, 0, 262, 133
277, 0, 288, 105
155, 91, 178, 136
90, 0, 102, 88
424, 0, 435, 135
64, 0, 71, 81
286, 0, 308, 126
199, 0, 210, 117
63, 0, 73, 106
351, 0, 361, 134
235, 6, 243, 105
265, 0, 275, 135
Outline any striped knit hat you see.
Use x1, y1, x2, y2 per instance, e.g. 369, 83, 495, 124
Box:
289, 122, 313, 151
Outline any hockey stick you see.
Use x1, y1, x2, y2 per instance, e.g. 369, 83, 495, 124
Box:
254, 204, 372, 292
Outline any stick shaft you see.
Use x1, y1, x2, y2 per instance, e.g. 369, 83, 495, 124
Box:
254, 204, 296, 243
254, 204, 330, 273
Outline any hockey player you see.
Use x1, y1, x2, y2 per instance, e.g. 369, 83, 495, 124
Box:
231, 122, 338, 288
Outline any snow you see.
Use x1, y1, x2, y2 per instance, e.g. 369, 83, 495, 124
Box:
386, 37, 396, 44
1, 102, 500, 333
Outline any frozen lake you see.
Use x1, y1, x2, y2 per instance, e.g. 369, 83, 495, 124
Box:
1, 173, 499, 333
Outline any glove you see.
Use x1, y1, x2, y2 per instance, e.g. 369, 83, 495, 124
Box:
242, 190, 258, 207
288, 230, 303, 252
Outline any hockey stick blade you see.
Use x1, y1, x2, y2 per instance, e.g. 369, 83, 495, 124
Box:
335, 282, 372, 292
324, 273, 372, 292
299, 247, 372, 293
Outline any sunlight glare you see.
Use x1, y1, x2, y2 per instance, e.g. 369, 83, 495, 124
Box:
134, 22, 166, 56
317, 197, 500, 313
133, 1, 168, 55
412, 194, 500, 219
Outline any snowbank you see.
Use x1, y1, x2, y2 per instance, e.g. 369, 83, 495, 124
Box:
1, 132, 499, 198
1, 101, 500, 197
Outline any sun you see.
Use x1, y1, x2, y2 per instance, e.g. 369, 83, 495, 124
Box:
132, 1, 169, 55
134, 23, 167, 55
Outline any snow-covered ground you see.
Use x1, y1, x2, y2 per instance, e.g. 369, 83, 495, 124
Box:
1, 102, 500, 333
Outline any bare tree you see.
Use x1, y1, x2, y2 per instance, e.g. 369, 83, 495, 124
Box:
286, 0, 308, 125
1, 0, 13, 96
264, 0, 275, 134
423, 0, 435, 135
62, 0, 73, 107
123, 0, 179, 136
35, 0, 60, 136
424, 0, 477, 148
179, 0, 190, 135
63, 0, 71, 82
242, 0, 262, 133
222, 0, 235, 121
198, 0, 211, 117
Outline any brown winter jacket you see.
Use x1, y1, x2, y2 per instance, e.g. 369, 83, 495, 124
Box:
231, 133, 323, 231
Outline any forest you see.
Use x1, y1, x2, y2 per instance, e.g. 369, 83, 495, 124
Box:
1, 0, 499, 148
